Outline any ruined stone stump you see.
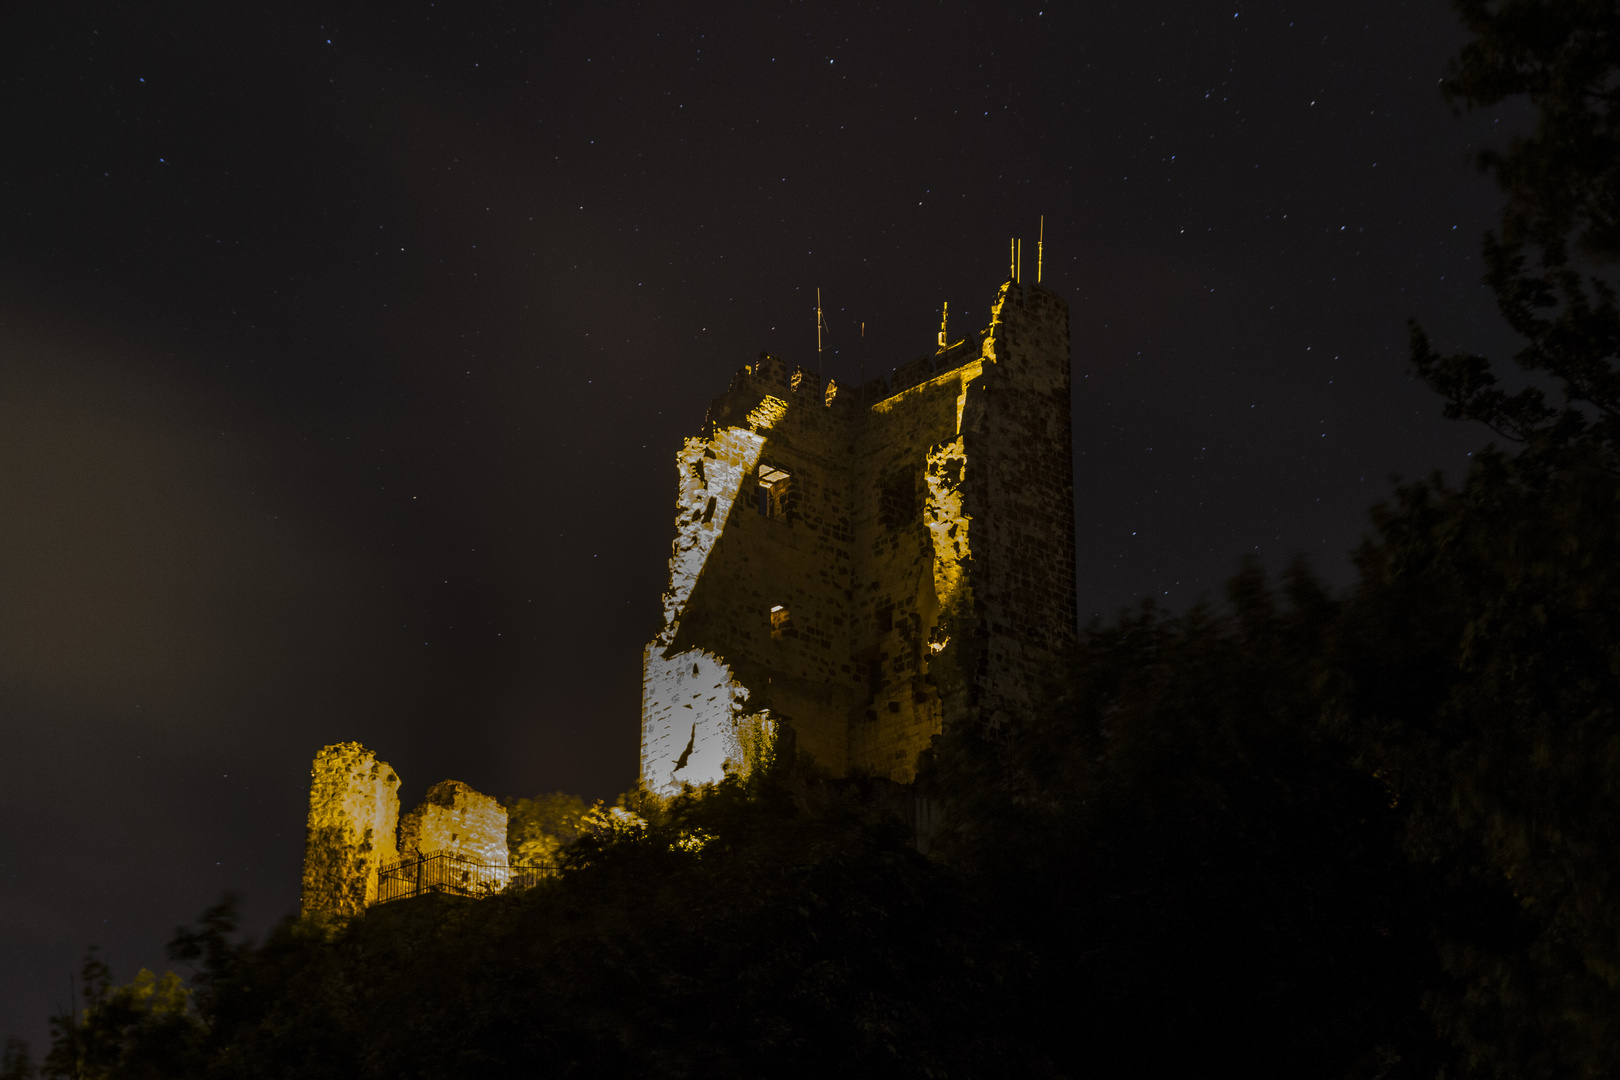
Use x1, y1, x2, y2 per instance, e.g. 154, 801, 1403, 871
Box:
301, 742, 400, 918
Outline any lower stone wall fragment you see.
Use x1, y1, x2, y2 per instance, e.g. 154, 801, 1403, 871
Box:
398, 779, 511, 874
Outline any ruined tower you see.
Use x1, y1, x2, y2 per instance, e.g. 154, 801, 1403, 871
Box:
640, 277, 1076, 796
301, 742, 513, 916
301, 742, 401, 917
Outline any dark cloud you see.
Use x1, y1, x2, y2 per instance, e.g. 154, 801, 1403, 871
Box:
0, 309, 366, 717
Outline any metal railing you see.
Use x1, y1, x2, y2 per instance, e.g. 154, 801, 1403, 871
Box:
374, 850, 557, 906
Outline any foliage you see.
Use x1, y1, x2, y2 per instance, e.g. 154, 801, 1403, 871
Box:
26, 478, 1620, 1078
1336, 450, 1620, 1078
926, 562, 1445, 1079
1449, 0, 1620, 262
502, 791, 589, 864
31, 774, 1034, 1080
1413, 0, 1620, 462
1392, 2, 1620, 1073
39, 949, 200, 1080
1, 1038, 34, 1080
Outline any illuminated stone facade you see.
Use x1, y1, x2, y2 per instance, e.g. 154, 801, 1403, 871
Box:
641, 279, 1076, 795
398, 780, 511, 878
300, 742, 510, 917
301, 742, 401, 918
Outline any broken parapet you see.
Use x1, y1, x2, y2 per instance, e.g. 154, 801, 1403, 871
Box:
301, 742, 401, 918
398, 780, 510, 870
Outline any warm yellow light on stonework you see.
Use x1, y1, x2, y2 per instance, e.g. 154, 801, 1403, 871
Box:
639, 279, 1076, 788
300, 742, 399, 919
301, 743, 515, 916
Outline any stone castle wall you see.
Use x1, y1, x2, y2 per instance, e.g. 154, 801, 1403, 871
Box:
641, 279, 1075, 795
301, 743, 510, 918
398, 780, 510, 868
301, 742, 400, 918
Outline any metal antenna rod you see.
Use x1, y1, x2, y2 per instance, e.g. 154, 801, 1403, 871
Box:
1038, 215, 1044, 284
1009, 238, 1016, 281
860, 320, 866, 383
816, 287, 823, 377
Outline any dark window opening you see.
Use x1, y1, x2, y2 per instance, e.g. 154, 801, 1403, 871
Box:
851, 646, 884, 704
758, 465, 793, 520
770, 605, 796, 640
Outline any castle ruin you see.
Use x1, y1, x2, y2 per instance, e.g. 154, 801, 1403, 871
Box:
300, 742, 514, 917
641, 276, 1076, 795
301, 271, 1077, 911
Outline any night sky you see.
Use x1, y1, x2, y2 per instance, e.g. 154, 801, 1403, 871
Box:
3, 0, 1517, 1047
